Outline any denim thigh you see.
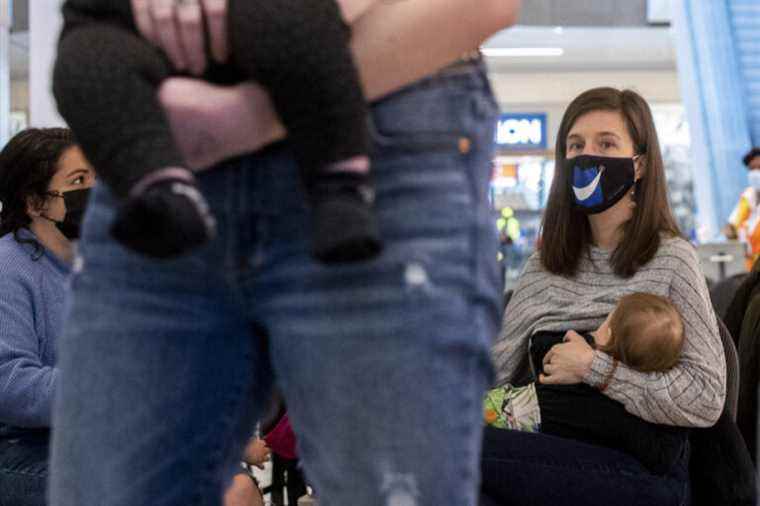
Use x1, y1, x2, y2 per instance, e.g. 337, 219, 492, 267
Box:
242, 61, 501, 505
50, 201, 275, 505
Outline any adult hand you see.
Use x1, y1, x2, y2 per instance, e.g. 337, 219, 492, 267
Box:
130, 0, 229, 75
539, 330, 595, 385
243, 438, 271, 470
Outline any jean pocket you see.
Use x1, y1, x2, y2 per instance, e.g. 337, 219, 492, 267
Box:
368, 115, 467, 155
369, 83, 495, 156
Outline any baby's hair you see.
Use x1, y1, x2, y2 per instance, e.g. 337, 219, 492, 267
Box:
598, 293, 684, 372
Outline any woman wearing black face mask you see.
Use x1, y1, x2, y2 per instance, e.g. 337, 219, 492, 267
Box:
0, 128, 94, 506
481, 89, 742, 506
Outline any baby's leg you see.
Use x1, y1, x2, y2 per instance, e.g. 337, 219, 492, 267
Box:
229, 0, 380, 263
54, 22, 215, 258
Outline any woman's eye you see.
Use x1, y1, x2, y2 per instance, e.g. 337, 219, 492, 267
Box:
600, 141, 616, 150
71, 176, 84, 185
568, 143, 582, 152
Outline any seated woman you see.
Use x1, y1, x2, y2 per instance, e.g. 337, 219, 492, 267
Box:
485, 292, 688, 475
0, 129, 263, 506
482, 87, 725, 506
0, 128, 95, 506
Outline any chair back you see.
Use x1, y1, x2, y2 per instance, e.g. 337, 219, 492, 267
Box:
710, 273, 748, 320
737, 295, 760, 464
503, 290, 514, 313
718, 318, 739, 422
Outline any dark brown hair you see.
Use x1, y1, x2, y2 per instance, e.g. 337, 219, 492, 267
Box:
0, 128, 75, 256
539, 88, 682, 277
744, 147, 760, 168
598, 292, 684, 372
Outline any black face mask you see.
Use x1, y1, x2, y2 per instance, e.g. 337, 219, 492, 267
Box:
564, 154, 636, 215
42, 188, 91, 240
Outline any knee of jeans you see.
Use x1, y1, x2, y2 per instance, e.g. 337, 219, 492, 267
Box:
380, 469, 421, 506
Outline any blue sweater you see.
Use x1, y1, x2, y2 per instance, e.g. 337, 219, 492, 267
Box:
0, 230, 70, 437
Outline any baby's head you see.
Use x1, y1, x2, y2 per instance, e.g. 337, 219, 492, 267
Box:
595, 293, 684, 372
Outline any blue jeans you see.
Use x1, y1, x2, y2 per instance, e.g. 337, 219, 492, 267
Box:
0, 433, 49, 506
50, 59, 500, 506
480, 427, 690, 506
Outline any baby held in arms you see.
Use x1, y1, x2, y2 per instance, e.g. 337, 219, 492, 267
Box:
485, 292, 684, 432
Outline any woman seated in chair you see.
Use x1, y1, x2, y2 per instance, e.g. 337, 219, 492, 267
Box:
483, 87, 725, 506
485, 292, 689, 476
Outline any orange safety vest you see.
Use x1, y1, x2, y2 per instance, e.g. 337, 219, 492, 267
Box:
729, 187, 760, 270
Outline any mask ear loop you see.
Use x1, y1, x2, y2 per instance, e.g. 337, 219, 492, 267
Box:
46, 190, 65, 200
38, 191, 65, 224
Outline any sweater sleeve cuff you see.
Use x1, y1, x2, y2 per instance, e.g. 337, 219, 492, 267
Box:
584, 350, 615, 388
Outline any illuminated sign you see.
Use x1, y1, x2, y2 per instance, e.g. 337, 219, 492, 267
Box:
495, 113, 547, 150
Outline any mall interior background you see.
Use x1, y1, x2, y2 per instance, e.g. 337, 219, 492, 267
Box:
3, 0, 760, 291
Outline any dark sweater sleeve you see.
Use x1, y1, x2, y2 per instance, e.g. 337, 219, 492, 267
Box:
537, 384, 689, 475
0, 273, 56, 428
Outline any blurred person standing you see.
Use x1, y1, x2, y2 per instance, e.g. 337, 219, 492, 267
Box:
724, 147, 760, 269
49, 1, 522, 505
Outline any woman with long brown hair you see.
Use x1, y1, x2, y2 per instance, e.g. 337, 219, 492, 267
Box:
482, 88, 725, 505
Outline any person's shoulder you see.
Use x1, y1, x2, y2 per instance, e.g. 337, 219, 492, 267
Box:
656, 235, 696, 259
0, 233, 27, 259
650, 235, 700, 274
521, 250, 546, 275
0, 234, 38, 280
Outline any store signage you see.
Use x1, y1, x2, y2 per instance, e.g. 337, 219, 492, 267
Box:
495, 113, 547, 150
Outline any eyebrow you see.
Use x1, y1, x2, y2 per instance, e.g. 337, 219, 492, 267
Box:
566, 131, 622, 142
65, 168, 89, 178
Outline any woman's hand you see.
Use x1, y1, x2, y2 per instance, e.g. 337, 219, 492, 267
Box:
243, 438, 271, 470
130, 0, 229, 75
539, 331, 595, 385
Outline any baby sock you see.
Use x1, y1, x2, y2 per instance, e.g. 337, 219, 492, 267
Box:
308, 156, 382, 263
110, 168, 216, 258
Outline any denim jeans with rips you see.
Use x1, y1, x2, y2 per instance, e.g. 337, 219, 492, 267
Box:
49, 59, 501, 506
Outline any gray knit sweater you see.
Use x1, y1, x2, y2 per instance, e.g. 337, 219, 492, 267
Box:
492, 236, 726, 428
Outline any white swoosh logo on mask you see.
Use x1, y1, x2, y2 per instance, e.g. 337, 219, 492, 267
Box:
573, 166, 605, 202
